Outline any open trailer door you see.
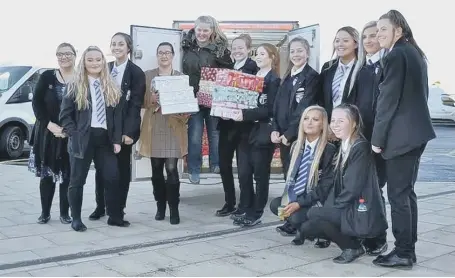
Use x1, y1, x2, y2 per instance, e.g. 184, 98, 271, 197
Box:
130, 25, 183, 181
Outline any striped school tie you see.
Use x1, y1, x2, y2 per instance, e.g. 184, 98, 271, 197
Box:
93, 80, 106, 125
111, 67, 119, 78
332, 65, 346, 103
293, 145, 312, 195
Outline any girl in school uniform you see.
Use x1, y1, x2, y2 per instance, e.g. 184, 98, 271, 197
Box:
232, 43, 281, 227
216, 34, 259, 218
269, 105, 336, 246
90, 32, 146, 221
139, 42, 188, 225
299, 104, 387, 264
30, 42, 76, 225
347, 21, 388, 256
271, 37, 319, 179
318, 27, 359, 121
59, 46, 129, 232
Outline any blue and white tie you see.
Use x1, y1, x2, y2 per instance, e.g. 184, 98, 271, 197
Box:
93, 80, 106, 125
332, 65, 346, 103
111, 67, 119, 79
289, 145, 312, 198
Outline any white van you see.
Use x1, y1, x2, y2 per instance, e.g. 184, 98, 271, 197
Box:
0, 65, 52, 159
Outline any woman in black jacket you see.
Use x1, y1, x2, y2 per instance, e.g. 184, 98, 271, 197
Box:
271, 37, 319, 179
270, 105, 336, 246
231, 43, 281, 227
29, 43, 76, 225
182, 15, 234, 184
299, 104, 387, 264
216, 34, 259, 218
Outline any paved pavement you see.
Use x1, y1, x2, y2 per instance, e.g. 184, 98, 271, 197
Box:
0, 162, 455, 276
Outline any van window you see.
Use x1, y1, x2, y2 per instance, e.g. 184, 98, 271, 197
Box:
6, 71, 41, 104
0, 66, 32, 94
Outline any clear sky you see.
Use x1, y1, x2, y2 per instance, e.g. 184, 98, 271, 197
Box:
0, 0, 450, 91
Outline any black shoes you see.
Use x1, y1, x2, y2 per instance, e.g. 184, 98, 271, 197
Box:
373, 248, 415, 269
333, 247, 365, 264
37, 214, 51, 224
365, 241, 388, 256
216, 204, 235, 217
71, 219, 87, 232
230, 208, 246, 219
59, 215, 72, 224
89, 209, 106, 220
107, 218, 131, 227
276, 222, 297, 237
314, 239, 331, 248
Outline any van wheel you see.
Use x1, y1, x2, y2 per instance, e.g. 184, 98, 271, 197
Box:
0, 126, 25, 159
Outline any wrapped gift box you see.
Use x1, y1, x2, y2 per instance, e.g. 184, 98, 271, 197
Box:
216, 70, 264, 93
198, 67, 229, 107
152, 75, 199, 115
210, 85, 259, 120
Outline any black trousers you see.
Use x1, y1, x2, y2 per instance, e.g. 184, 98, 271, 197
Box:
150, 158, 180, 207
68, 128, 122, 220
239, 145, 275, 219
270, 197, 309, 229
385, 144, 426, 257
94, 143, 132, 212
279, 144, 291, 180
363, 153, 388, 248
218, 127, 251, 209
301, 207, 361, 250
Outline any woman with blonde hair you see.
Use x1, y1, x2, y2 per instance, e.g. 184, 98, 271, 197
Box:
299, 103, 387, 264
270, 105, 336, 246
182, 15, 234, 184
346, 20, 388, 256
59, 46, 129, 232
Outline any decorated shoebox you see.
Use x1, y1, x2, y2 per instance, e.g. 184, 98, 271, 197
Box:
152, 75, 199, 115
209, 70, 264, 120
198, 67, 229, 107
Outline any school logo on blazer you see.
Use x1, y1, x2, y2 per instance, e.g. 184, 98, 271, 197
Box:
259, 94, 267, 105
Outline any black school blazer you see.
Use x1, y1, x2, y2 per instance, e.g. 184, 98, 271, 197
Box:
108, 60, 146, 143
59, 87, 125, 159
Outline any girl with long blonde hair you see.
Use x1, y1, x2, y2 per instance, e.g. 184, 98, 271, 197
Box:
270, 105, 336, 246
182, 15, 234, 184
59, 46, 129, 232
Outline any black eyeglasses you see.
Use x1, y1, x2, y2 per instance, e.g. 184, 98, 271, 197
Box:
158, 51, 173, 56
56, 52, 75, 58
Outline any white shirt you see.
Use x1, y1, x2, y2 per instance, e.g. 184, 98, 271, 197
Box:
234, 58, 247, 70
111, 60, 127, 88
305, 137, 319, 156
256, 68, 270, 78
333, 59, 355, 107
291, 64, 306, 77
88, 76, 107, 129
366, 51, 382, 65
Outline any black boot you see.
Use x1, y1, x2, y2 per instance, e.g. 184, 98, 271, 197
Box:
152, 176, 166, 220
167, 181, 180, 225
68, 186, 87, 232
37, 178, 55, 224
59, 179, 72, 224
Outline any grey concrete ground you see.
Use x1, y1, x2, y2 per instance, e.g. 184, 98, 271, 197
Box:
0, 125, 454, 276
